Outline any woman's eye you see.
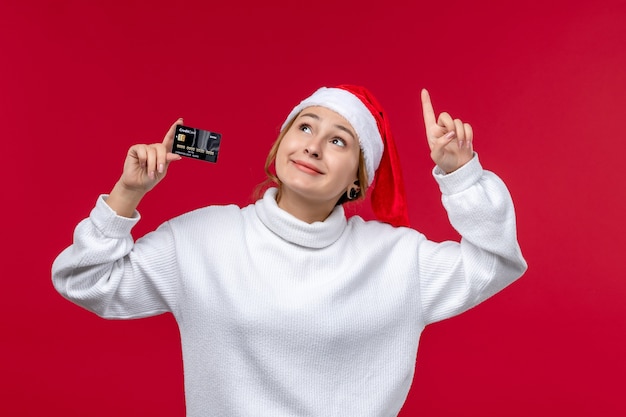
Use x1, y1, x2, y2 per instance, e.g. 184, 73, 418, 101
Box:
299, 124, 312, 134
331, 138, 346, 147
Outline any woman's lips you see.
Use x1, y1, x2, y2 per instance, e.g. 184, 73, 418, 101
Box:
292, 160, 324, 175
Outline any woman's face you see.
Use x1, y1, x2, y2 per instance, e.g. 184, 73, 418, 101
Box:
275, 106, 360, 207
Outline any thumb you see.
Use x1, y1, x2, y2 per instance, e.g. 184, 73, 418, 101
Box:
163, 118, 184, 150
431, 130, 456, 153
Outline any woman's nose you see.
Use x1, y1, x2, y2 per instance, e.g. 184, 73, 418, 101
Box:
304, 137, 322, 158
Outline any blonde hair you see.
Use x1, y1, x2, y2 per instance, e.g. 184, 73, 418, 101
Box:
254, 114, 369, 205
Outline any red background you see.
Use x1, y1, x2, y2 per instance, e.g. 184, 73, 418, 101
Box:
2, 1, 625, 415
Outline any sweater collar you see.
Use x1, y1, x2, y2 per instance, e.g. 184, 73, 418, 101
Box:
255, 188, 347, 249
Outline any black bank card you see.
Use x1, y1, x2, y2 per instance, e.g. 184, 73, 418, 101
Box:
173, 125, 222, 163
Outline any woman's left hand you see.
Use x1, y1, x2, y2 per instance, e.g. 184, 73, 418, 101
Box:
421, 89, 474, 174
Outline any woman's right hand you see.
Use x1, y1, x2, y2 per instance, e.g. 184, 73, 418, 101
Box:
106, 118, 183, 217
119, 118, 184, 193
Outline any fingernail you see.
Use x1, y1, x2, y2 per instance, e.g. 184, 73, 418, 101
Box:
158, 163, 164, 173
149, 171, 155, 179
445, 131, 456, 140
458, 140, 465, 148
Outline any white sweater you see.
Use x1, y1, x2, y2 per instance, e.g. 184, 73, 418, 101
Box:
52, 155, 527, 417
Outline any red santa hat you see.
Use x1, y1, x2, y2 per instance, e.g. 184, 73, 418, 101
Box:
281, 85, 410, 227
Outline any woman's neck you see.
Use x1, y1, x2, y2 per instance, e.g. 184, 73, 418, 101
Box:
275, 188, 338, 223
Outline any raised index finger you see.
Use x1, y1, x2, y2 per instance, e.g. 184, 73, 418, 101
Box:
421, 89, 437, 128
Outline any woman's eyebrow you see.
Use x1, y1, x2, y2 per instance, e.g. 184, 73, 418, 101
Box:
334, 124, 356, 141
299, 112, 320, 120
299, 113, 357, 141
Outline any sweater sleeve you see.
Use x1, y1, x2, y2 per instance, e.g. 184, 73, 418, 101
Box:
418, 153, 527, 325
51, 195, 180, 319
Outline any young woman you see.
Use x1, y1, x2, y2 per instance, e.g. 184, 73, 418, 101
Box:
52, 85, 527, 417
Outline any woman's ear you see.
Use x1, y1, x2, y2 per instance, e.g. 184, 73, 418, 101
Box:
347, 180, 361, 200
